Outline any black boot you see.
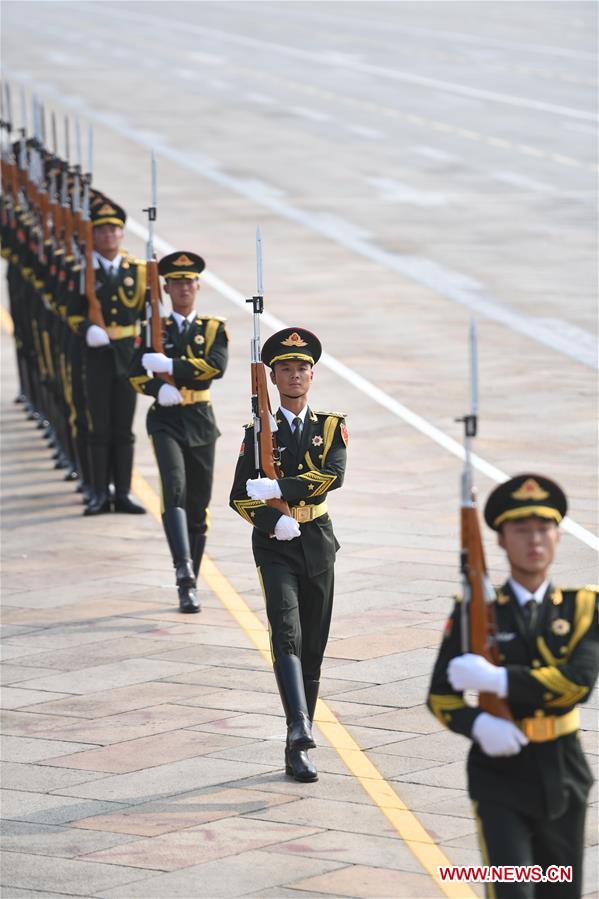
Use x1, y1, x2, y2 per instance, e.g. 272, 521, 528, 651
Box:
84, 445, 111, 516
190, 533, 206, 580
304, 679, 320, 724
273, 655, 315, 750
162, 508, 199, 613
284, 745, 318, 782
113, 444, 146, 514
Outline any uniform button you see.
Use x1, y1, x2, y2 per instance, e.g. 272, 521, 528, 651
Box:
111, 295, 117, 301
560, 646, 567, 654
299, 501, 305, 507
297, 464, 303, 470
532, 660, 541, 668
543, 692, 553, 701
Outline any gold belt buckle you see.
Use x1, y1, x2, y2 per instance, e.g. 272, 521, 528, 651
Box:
522, 717, 555, 742
294, 506, 311, 523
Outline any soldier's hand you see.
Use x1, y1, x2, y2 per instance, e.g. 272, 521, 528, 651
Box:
448, 653, 508, 697
471, 713, 528, 757
157, 384, 183, 406
142, 352, 173, 374
274, 515, 301, 541
86, 325, 110, 348
246, 477, 282, 501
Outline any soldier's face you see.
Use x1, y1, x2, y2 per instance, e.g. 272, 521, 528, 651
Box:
498, 517, 560, 579
270, 360, 313, 400
93, 224, 123, 255
165, 278, 199, 314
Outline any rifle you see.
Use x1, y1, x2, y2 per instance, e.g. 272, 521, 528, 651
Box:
246, 227, 291, 518
142, 150, 175, 385
457, 320, 511, 720
79, 158, 106, 329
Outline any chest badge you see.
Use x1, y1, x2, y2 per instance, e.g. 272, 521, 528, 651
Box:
123, 276, 134, 287
194, 334, 205, 345
551, 618, 571, 636
312, 435, 323, 446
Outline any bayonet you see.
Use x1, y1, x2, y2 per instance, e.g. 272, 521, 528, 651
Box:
20, 86, 27, 137
40, 102, 47, 148
64, 115, 70, 163
87, 125, 93, 182
51, 112, 58, 156
75, 116, 82, 170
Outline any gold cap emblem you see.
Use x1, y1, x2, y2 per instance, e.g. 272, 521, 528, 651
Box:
173, 254, 194, 267
511, 479, 550, 501
281, 332, 307, 347
98, 203, 116, 215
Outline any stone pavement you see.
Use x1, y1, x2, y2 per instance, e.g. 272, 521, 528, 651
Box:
1, 312, 598, 898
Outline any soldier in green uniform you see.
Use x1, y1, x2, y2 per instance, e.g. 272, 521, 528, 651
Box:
69, 199, 147, 516
230, 328, 348, 783
427, 474, 598, 898
129, 251, 228, 613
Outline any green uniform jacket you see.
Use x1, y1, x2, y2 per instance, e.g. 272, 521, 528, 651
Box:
427, 581, 598, 819
230, 408, 348, 577
68, 253, 146, 378
128, 313, 228, 446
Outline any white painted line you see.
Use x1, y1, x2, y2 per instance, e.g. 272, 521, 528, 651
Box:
413, 146, 458, 163
246, 92, 275, 105
7, 67, 596, 372
346, 124, 384, 140
368, 178, 448, 206
492, 171, 554, 193
289, 106, 330, 123
125, 215, 598, 554
84, 6, 598, 123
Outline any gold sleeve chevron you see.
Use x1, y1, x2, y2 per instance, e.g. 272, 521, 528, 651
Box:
428, 693, 466, 725
185, 357, 222, 381
130, 374, 152, 395
297, 469, 337, 497
232, 498, 266, 525
529, 667, 589, 708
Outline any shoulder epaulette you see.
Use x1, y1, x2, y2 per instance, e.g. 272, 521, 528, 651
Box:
196, 315, 227, 323
243, 420, 254, 430
453, 593, 463, 604
123, 254, 144, 266
557, 586, 599, 595
313, 410, 347, 419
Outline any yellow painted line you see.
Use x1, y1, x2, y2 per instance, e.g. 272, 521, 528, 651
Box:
0, 305, 15, 335
132, 469, 476, 898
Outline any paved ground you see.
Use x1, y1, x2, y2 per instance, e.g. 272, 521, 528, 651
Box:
1, 2, 598, 898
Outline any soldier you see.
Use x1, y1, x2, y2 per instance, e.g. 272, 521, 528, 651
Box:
71, 199, 146, 515
427, 474, 598, 898
230, 328, 348, 783
129, 251, 228, 613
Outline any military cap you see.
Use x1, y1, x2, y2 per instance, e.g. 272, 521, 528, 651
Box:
158, 251, 206, 280
484, 473, 567, 531
91, 199, 126, 228
261, 328, 322, 368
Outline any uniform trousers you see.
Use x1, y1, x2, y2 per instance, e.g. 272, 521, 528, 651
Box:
258, 562, 334, 681
474, 794, 586, 899
84, 346, 137, 449
151, 431, 215, 538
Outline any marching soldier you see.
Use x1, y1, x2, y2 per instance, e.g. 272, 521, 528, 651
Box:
128, 251, 228, 613
427, 474, 598, 898
70, 199, 146, 515
230, 328, 348, 783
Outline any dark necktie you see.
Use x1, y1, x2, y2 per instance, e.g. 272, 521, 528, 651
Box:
292, 416, 302, 449
522, 598, 538, 633
180, 319, 189, 336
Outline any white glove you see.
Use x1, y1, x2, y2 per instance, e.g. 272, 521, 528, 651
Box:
157, 384, 183, 406
86, 325, 110, 348
472, 712, 529, 757
448, 653, 508, 698
142, 352, 173, 374
274, 515, 301, 541
246, 477, 282, 501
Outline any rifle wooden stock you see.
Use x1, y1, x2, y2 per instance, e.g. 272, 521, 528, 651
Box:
461, 504, 512, 720
81, 217, 106, 328
147, 257, 175, 385
251, 360, 291, 517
